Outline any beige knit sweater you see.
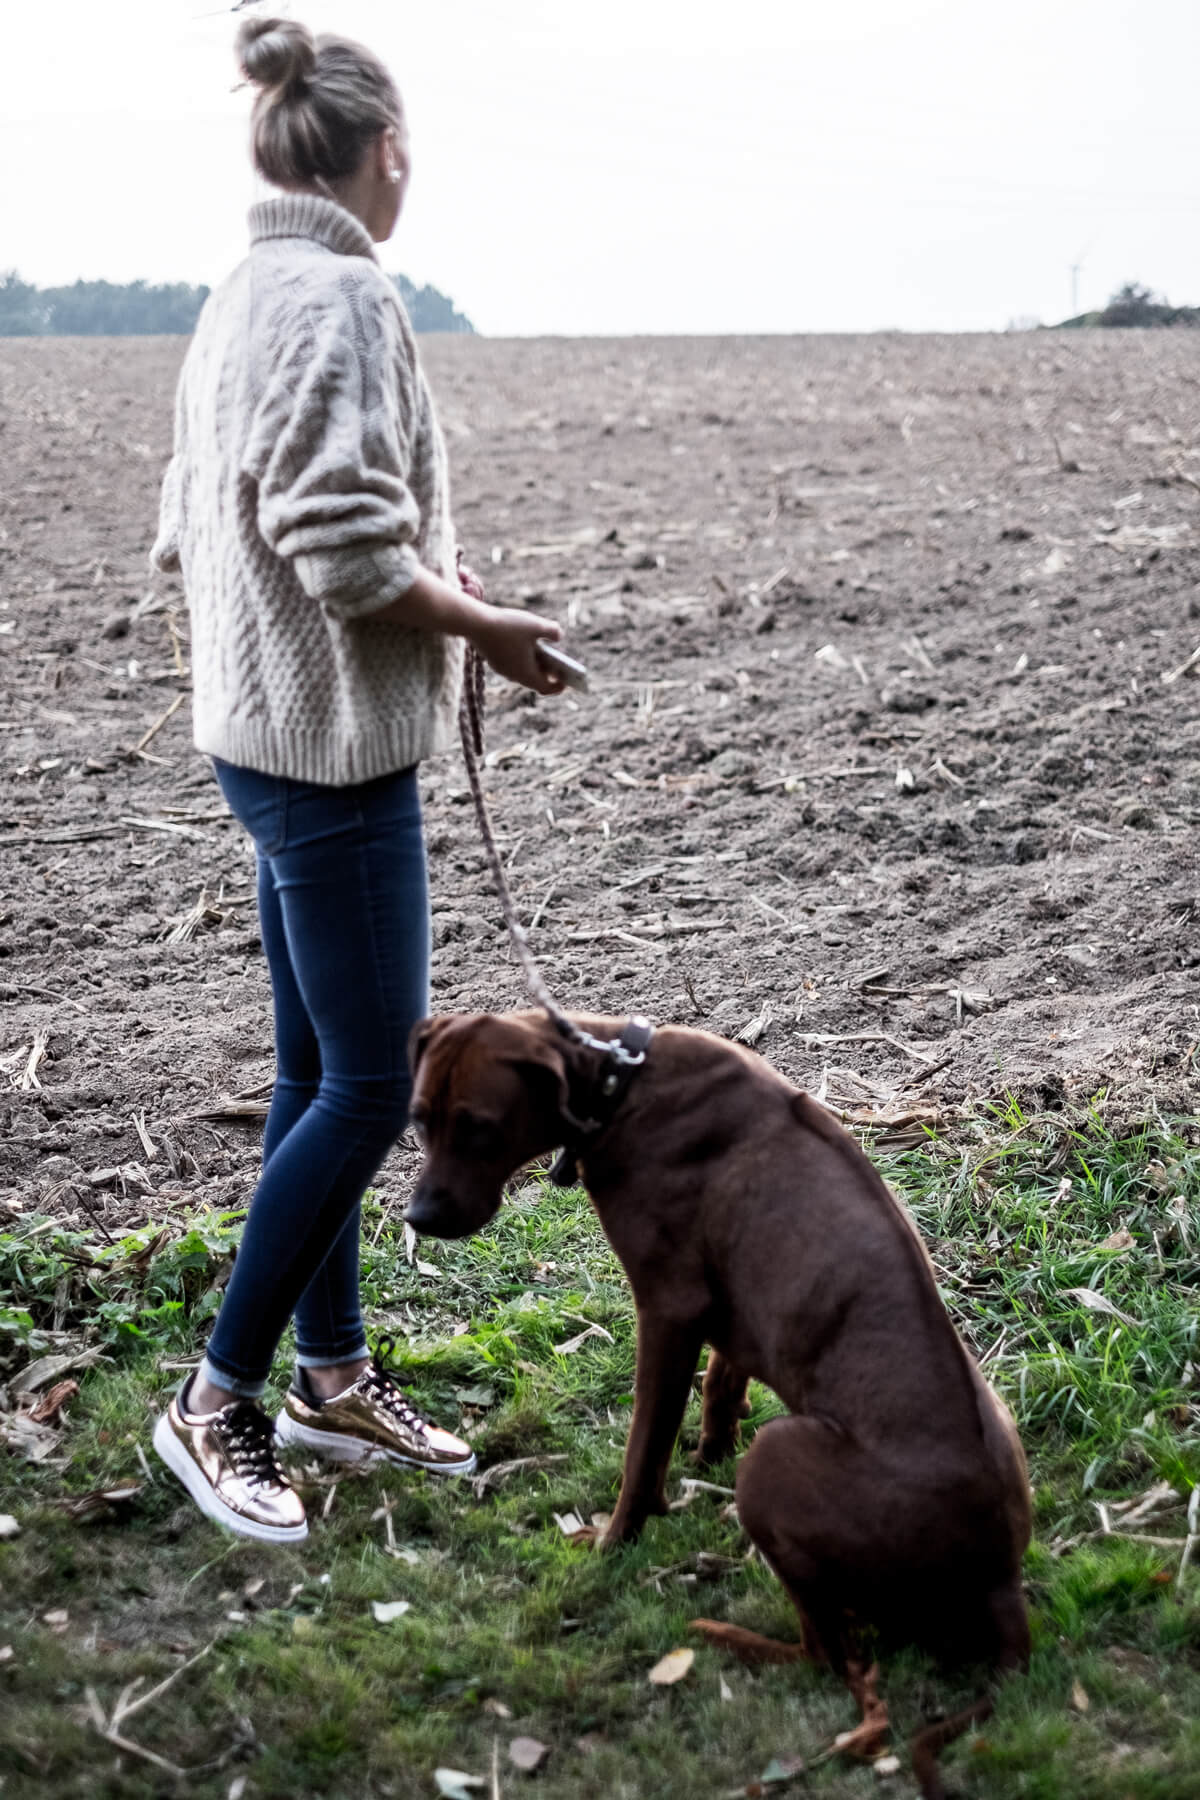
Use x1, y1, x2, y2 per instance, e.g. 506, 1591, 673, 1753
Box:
152, 194, 463, 785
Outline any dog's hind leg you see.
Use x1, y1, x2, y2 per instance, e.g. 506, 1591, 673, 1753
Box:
909, 1696, 993, 1800
696, 1349, 751, 1466
733, 1415, 865, 1653
603, 1312, 704, 1544
711, 1413, 895, 1680
903, 1583, 1026, 1798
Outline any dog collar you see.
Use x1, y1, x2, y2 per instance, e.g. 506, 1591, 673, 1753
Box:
548, 1015, 653, 1186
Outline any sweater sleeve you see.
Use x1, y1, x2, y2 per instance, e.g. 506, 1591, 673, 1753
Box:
245, 293, 422, 620
150, 456, 183, 574
149, 378, 187, 574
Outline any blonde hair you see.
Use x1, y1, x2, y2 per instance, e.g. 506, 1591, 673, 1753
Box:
236, 17, 403, 190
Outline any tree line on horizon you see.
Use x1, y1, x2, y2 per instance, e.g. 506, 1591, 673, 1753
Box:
0, 271, 474, 337
1058, 281, 1200, 329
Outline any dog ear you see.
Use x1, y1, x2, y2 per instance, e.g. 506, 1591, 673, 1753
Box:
502, 1025, 572, 1121
408, 1017, 440, 1079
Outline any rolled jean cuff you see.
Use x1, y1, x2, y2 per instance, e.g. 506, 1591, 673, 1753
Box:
294, 1340, 370, 1370
197, 1353, 268, 1402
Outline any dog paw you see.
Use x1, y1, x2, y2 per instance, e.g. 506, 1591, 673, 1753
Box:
692, 1440, 738, 1470
598, 1512, 649, 1548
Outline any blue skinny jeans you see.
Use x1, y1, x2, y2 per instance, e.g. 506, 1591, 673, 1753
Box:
199, 760, 429, 1399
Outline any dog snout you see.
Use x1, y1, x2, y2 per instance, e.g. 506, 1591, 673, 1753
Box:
403, 1182, 460, 1238
405, 1174, 498, 1240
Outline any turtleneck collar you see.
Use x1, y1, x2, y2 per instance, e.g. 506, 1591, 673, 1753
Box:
248, 193, 378, 263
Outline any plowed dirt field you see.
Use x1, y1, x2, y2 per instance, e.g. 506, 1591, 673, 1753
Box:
3, 331, 1199, 1231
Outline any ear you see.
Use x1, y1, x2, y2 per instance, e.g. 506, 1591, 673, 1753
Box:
501, 1025, 572, 1122
408, 1016, 440, 1080
372, 125, 393, 182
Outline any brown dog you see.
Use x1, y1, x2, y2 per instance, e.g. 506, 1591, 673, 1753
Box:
406, 1011, 1032, 1795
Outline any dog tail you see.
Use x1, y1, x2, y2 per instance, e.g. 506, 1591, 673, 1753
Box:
909, 1694, 993, 1800
689, 1619, 809, 1664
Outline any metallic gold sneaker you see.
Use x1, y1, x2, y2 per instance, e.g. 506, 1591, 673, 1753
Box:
275, 1354, 476, 1476
152, 1385, 309, 1544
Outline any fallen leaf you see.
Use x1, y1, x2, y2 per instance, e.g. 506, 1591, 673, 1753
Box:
1064, 1288, 1139, 1327
552, 1511, 587, 1538
433, 1770, 485, 1799
759, 1752, 806, 1782
416, 1260, 441, 1279
42, 1610, 70, 1632
0, 1412, 61, 1463
57, 1483, 144, 1525
453, 1385, 495, 1408
0, 1516, 19, 1540
508, 1736, 550, 1772
0, 1646, 14, 1663
648, 1647, 695, 1685
372, 1600, 412, 1623
1071, 1679, 1090, 1713
1099, 1229, 1135, 1252
874, 1754, 902, 1778
9, 1345, 105, 1396
482, 1698, 512, 1719
26, 1378, 79, 1425
719, 1674, 734, 1703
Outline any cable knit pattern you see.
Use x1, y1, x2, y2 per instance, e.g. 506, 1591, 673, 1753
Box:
151, 194, 462, 785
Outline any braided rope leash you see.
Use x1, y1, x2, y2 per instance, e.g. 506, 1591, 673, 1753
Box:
454, 556, 653, 1177
455, 554, 582, 1045
457, 641, 579, 1038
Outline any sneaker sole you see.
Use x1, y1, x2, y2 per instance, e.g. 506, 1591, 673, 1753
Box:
152, 1413, 309, 1545
275, 1408, 477, 1477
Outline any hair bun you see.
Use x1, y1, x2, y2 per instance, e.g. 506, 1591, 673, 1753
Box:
236, 16, 316, 94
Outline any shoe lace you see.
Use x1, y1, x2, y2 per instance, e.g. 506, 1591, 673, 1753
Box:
219, 1402, 286, 1488
366, 1338, 428, 1435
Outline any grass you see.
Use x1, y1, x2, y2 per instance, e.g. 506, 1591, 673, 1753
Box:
2, 1107, 1200, 1799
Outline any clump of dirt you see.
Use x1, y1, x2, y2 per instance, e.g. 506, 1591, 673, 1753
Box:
2, 331, 1198, 1231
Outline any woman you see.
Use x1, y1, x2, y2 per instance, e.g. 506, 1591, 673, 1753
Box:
150, 17, 564, 1543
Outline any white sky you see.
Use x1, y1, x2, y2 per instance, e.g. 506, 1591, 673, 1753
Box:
1, 0, 1196, 335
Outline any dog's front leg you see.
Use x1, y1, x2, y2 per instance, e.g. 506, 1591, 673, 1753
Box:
603, 1310, 703, 1545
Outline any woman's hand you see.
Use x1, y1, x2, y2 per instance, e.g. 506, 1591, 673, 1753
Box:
369, 567, 567, 695
468, 606, 566, 695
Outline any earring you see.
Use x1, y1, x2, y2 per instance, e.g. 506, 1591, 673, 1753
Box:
389, 168, 402, 184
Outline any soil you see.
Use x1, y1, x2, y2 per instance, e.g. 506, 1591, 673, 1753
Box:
3, 330, 1199, 1233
